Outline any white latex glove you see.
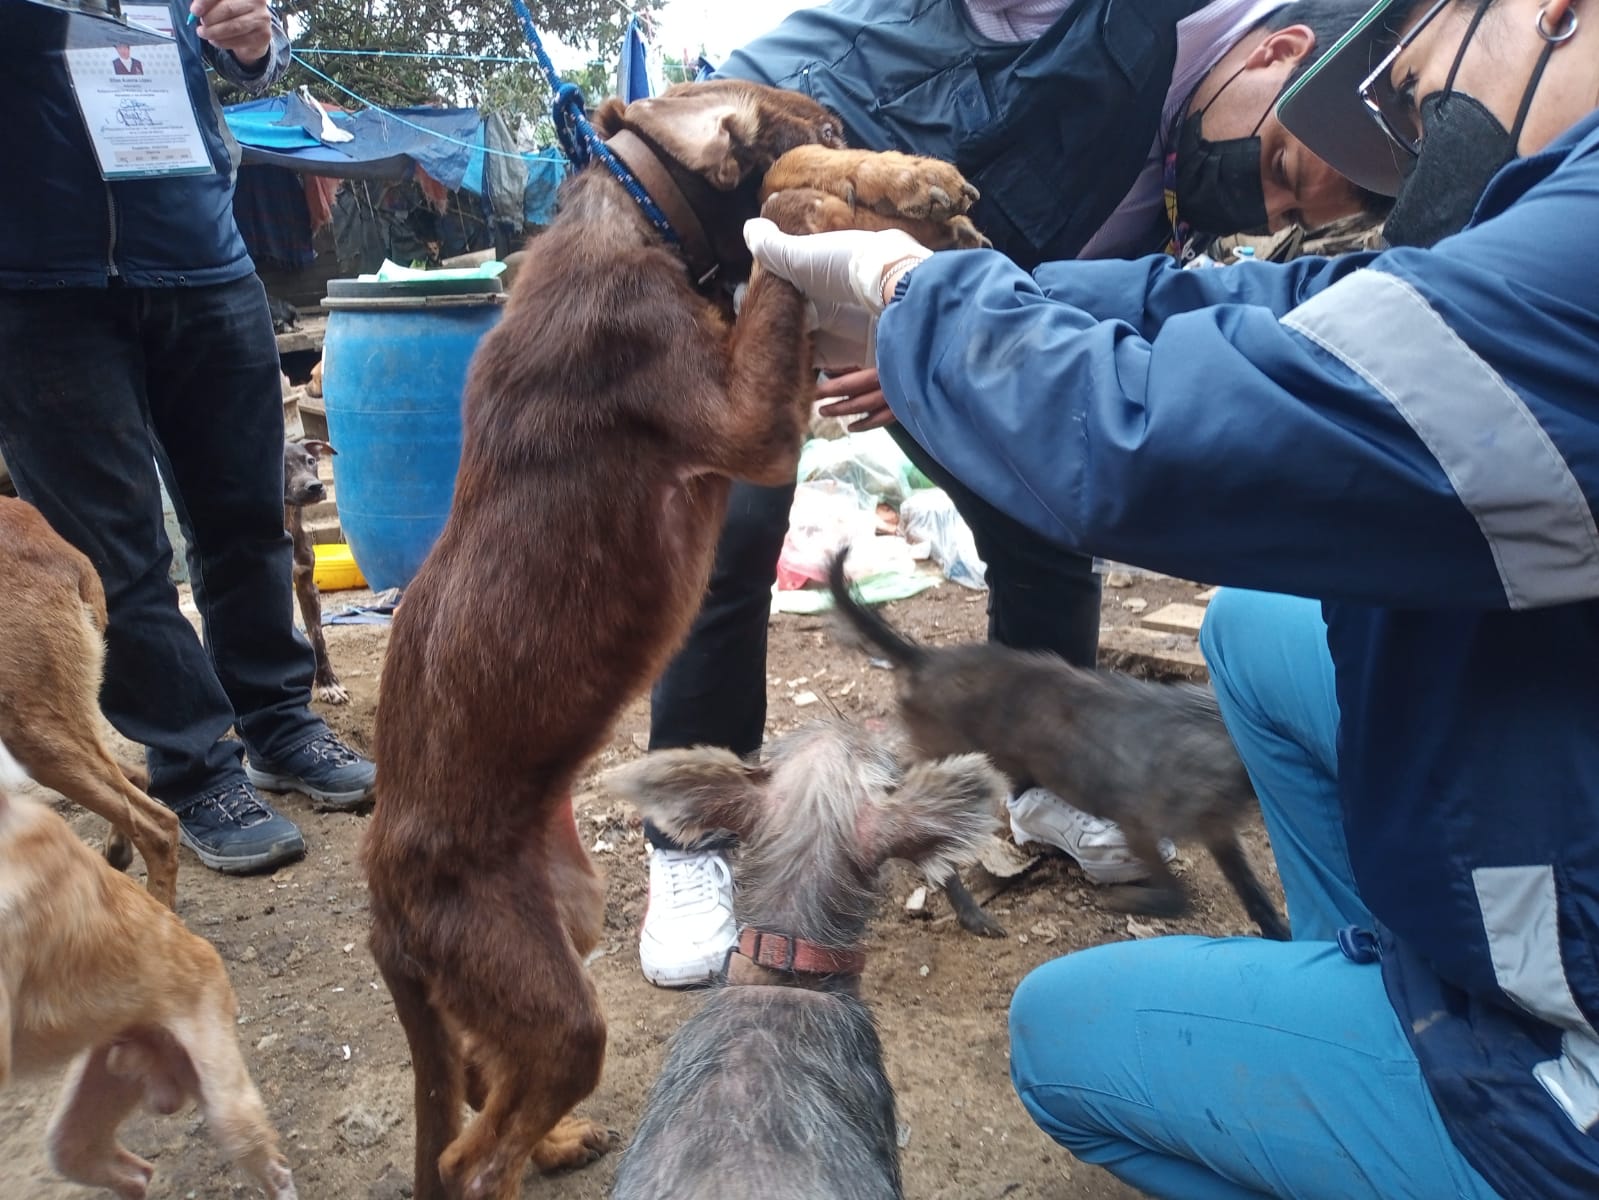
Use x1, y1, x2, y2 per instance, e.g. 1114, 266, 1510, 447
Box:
743, 218, 933, 315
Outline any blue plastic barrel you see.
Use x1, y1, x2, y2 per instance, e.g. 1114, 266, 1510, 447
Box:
319, 277, 505, 592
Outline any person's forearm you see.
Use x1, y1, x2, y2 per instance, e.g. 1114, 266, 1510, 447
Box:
878, 249, 1594, 612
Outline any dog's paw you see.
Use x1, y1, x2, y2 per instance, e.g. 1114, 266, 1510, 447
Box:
317, 681, 351, 706
104, 828, 135, 872
108, 1148, 155, 1200
850, 153, 979, 222
531, 1116, 621, 1173
946, 215, 991, 250
955, 904, 1008, 938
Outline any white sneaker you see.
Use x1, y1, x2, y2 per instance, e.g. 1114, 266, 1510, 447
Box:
640, 847, 736, 988
1007, 788, 1177, 886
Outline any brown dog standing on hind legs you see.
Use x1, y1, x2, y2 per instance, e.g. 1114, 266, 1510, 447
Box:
282, 438, 347, 705
827, 549, 1290, 941
0, 746, 295, 1199
363, 79, 986, 1200
0, 495, 179, 907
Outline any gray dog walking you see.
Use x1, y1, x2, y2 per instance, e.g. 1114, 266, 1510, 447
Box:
827, 550, 1289, 941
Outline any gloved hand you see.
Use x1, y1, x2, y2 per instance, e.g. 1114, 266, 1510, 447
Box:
743, 219, 933, 315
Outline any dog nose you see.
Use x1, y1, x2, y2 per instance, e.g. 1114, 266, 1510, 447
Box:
306, 481, 325, 499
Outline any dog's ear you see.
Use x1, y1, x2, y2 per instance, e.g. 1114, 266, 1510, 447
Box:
868, 754, 1004, 881
592, 96, 627, 138
616, 91, 759, 191
301, 439, 337, 459
606, 747, 767, 842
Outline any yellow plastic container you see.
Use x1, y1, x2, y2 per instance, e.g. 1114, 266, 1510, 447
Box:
313, 542, 367, 592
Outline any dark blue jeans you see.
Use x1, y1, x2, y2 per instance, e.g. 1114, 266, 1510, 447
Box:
0, 277, 323, 808
645, 422, 1103, 848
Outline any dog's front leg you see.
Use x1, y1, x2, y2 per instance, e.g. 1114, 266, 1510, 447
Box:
47, 1046, 155, 1200
705, 268, 815, 487
289, 509, 347, 705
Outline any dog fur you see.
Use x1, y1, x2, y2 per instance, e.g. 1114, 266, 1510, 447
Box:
828, 550, 1289, 941
363, 79, 985, 1200
0, 495, 179, 907
0, 751, 295, 1199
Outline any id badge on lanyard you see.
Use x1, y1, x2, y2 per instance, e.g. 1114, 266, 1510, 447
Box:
63, 1, 215, 180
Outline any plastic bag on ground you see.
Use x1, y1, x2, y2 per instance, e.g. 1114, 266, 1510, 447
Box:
774, 474, 938, 608
776, 481, 877, 591
796, 428, 930, 508
899, 488, 987, 590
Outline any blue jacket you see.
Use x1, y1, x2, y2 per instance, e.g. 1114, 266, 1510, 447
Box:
718, 0, 1205, 269
878, 111, 1599, 1200
2, 2, 289, 288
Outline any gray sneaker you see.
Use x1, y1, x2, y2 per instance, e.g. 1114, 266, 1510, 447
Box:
1007, 788, 1177, 885
247, 731, 376, 811
174, 781, 306, 874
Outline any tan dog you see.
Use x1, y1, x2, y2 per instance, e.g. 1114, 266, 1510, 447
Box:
0, 495, 179, 906
365, 80, 984, 1200
0, 744, 295, 1199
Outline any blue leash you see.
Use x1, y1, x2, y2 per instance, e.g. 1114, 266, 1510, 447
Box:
508, 0, 682, 251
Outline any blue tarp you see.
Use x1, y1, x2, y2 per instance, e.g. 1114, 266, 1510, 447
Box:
224, 96, 569, 226
226, 95, 481, 184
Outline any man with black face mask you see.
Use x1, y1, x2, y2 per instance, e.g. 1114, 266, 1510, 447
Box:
1354, 0, 1570, 245
633, 0, 1392, 991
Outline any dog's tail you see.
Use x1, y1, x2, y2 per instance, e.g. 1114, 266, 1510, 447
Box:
826, 547, 925, 670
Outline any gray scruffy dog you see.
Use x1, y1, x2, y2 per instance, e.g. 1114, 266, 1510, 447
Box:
608, 720, 1006, 1199
827, 549, 1289, 941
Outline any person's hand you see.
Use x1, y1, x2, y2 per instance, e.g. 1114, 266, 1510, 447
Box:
190, 0, 274, 66
743, 219, 932, 314
817, 367, 895, 431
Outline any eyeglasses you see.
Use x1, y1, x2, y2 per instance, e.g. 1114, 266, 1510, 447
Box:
1358, 0, 1452, 156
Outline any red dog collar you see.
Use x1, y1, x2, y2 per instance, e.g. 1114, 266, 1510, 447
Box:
736, 928, 867, 977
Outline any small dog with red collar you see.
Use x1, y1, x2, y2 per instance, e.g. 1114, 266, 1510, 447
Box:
608, 719, 1004, 1199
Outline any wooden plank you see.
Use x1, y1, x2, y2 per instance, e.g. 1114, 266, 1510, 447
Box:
275, 314, 329, 356
1140, 602, 1208, 636
1097, 626, 1207, 680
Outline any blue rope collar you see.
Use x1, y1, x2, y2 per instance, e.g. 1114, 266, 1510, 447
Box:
509, 0, 684, 255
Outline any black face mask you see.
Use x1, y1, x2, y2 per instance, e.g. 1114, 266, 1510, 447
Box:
1173, 65, 1271, 235
1383, 4, 1560, 248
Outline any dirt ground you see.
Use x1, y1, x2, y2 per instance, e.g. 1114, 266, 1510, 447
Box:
0, 569, 1283, 1200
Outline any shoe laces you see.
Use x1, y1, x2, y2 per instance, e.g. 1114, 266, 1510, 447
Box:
1061, 805, 1117, 836
654, 851, 732, 913
187, 782, 275, 829
1016, 793, 1119, 838
300, 732, 360, 768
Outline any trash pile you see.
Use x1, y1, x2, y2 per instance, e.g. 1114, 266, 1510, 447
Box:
773, 424, 986, 614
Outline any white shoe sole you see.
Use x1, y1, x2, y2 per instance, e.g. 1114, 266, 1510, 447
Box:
640, 943, 727, 989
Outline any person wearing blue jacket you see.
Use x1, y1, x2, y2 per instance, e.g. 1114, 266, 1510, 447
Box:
0, 0, 375, 875
638, 0, 1390, 991
740, 0, 1599, 1192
